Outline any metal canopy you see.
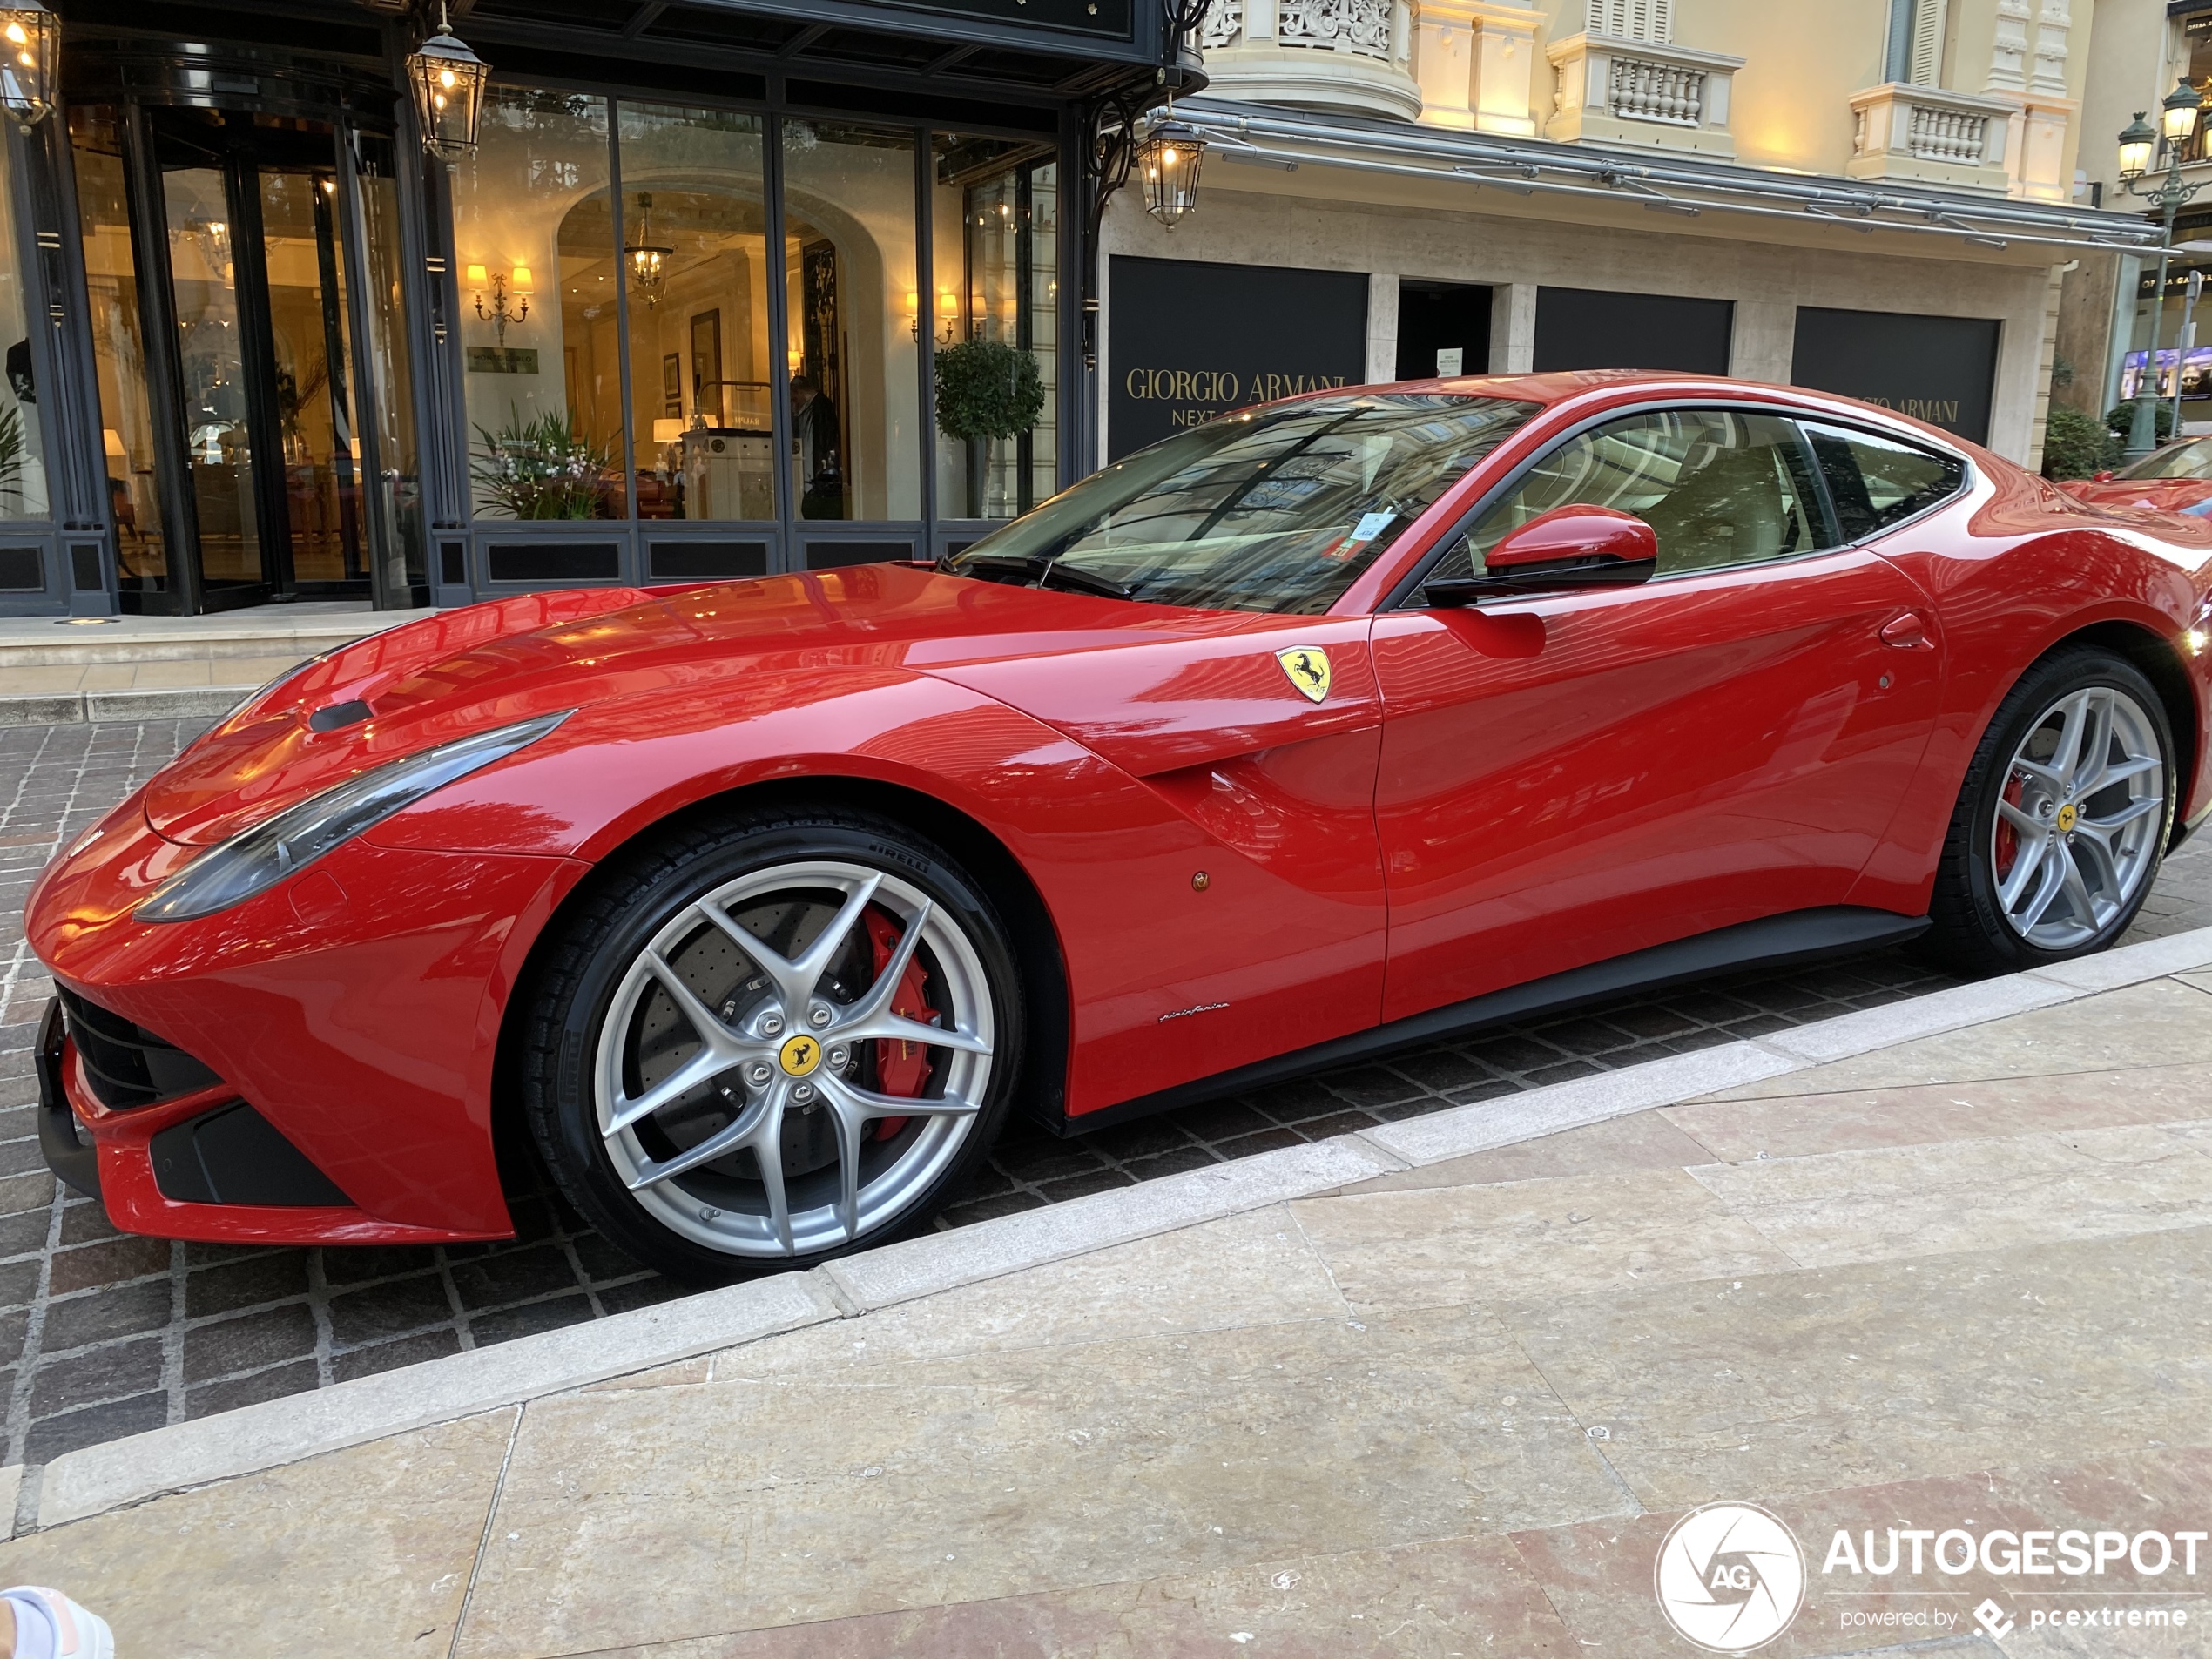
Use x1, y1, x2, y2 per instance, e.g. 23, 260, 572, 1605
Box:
447, 0, 1171, 105
1185, 98, 2168, 257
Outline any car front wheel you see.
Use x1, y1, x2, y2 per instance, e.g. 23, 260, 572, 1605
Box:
1925, 646, 2174, 973
523, 808, 1021, 1281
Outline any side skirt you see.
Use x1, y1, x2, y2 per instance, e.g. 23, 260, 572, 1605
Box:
1047, 905, 1931, 1137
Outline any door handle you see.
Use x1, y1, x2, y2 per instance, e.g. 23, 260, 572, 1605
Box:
1878, 611, 1933, 651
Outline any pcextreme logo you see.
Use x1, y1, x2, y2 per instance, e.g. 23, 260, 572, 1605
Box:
1654, 1503, 1808, 1652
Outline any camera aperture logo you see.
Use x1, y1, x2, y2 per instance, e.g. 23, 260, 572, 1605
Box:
1655, 1502, 1809, 1652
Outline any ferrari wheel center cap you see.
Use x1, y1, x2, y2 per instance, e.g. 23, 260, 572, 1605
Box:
778, 1034, 823, 1077
2054, 802, 2079, 834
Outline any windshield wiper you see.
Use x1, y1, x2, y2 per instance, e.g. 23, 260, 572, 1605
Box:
953, 554, 1131, 601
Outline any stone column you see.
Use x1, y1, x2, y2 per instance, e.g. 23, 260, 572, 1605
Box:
1492, 282, 1537, 372
1730, 298, 1797, 384
1368, 273, 1401, 384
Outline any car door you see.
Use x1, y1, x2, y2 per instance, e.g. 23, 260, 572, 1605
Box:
1372, 404, 1945, 1023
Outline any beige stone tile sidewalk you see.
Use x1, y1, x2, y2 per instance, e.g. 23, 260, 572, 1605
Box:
11, 969, 2212, 1657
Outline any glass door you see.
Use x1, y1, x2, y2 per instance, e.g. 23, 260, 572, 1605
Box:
258, 169, 366, 591
160, 160, 272, 604
69, 104, 402, 611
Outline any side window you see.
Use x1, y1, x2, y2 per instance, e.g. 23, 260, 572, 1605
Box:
1446, 408, 1830, 581
1803, 421, 1966, 542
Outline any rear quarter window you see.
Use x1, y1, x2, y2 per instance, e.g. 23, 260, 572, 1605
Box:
1803, 421, 1966, 542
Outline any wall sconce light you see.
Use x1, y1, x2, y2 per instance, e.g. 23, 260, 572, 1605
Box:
103, 428, 126, 462
469, 262, 530, 343
908, 289, 959, 342
0, 0, 59, 127
787, 346, 804, 374
408, 0, 490, 161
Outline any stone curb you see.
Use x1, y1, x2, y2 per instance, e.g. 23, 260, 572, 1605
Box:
37, 1271, 840, 1529
0, 620, 400, 670
0, 686, 257, 726
30, 921, 2212, 1533
825, 1136, 1401, 1311
1750, 972, 2077, 1065
1358, 1041, 1799, 1166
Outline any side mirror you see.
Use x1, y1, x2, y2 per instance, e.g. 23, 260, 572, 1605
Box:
1420, 504, 1658, 607
2093, 470, 2116, 482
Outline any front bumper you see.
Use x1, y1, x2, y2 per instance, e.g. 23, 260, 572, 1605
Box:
37, 991, 495, 1247
35, 1000, 99, 1201
27, 804, 591, 1246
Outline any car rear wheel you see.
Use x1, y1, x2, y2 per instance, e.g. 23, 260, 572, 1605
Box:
1925, 646, 2174, 974
522, 808, 1021, 1282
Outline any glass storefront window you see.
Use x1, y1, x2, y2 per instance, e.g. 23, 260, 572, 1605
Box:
2183, 15, 2212, 164
73, 111, 159, 590
445, 86, 1063, 541
0, 132, 46, 525
781, 119, 920, 521
453, 88, 624, 520
930, 136, 1056, 521
616, 102, 772, 522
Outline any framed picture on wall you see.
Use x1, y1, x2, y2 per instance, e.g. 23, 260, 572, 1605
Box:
661, 353, 683, 419
690, 310, 723, 428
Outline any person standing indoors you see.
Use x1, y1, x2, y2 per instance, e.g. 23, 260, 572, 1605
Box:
790, 374, 846, 519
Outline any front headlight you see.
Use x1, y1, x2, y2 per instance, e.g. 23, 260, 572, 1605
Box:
136, 711, 571, 923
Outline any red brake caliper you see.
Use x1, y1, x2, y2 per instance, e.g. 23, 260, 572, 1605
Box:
1995, 771, 2023, 881
863, 907, 935, 1140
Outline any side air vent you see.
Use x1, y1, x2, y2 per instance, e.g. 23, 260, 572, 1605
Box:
56, 988, 222, 1109
150, 1102, 352, 1208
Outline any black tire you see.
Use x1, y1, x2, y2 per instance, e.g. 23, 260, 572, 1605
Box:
520, 806, 1023, 1283
1922, 645, 2175, 974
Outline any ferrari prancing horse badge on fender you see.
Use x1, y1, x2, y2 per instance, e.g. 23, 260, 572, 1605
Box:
1276, 646, 1332, 704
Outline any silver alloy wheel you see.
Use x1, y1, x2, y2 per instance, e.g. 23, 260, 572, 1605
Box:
593, 859, 995, 1258
1992, 685, 2166, 952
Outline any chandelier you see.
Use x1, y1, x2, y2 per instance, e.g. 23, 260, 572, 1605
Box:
626, 192, 674, 308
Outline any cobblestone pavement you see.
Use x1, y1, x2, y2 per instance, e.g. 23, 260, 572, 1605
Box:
5, 718, 2211, 1468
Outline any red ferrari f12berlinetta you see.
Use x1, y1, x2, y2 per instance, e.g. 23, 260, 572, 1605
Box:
30, 372, 2212, 1278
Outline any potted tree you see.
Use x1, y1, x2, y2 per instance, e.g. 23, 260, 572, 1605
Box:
934, 338, 1044, 518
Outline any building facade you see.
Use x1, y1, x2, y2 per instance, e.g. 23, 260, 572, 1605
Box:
1097, 0, 2153, 469
0, 0, 1197, 617
2065, 0, 2212, 429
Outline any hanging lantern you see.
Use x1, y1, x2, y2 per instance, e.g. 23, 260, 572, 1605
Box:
1137, 107, 1206, 231
407, 2, 490, 160
0, 0, 58, 128
625, 192, 673, 308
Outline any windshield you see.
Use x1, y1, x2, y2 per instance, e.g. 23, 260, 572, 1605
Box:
943, 394, 1541, 614
2121, 436, 2212, 480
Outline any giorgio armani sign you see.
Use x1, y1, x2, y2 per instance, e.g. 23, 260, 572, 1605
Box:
1790, 307, 2000, 442
1109, 256, 1368, 458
